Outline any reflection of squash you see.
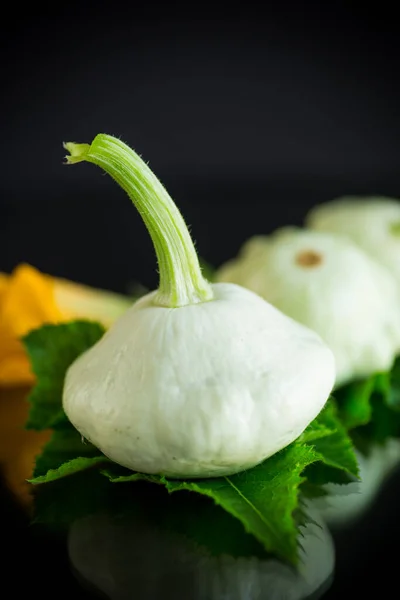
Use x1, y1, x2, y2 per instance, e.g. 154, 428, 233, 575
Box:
0, 386, 51, 510
68, 503, 335, 600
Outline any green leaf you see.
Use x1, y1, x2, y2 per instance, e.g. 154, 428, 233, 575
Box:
307, 400, 359, 479
298, 411, 335, 444
22, 320, 105, 430
334, 377, 376, 430
387, 356, 400, 411
30, 425, 109, 482
30, 456, 109, 484
103, 443, 320, 564
298, 400, 359, 486
372, 398, 400, 441
334, 365, 400, 453
351, 394, 400, 454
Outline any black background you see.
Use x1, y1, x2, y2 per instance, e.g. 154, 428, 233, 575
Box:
2, 4, 400, 598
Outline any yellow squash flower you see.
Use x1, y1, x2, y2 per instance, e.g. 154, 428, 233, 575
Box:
0, 263, 132, 508
0, 263, 132, 386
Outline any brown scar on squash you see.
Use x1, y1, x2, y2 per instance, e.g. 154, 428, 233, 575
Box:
295, 250, 323, 268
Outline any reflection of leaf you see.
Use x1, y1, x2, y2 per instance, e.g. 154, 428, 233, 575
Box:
22, 321, 105, 430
